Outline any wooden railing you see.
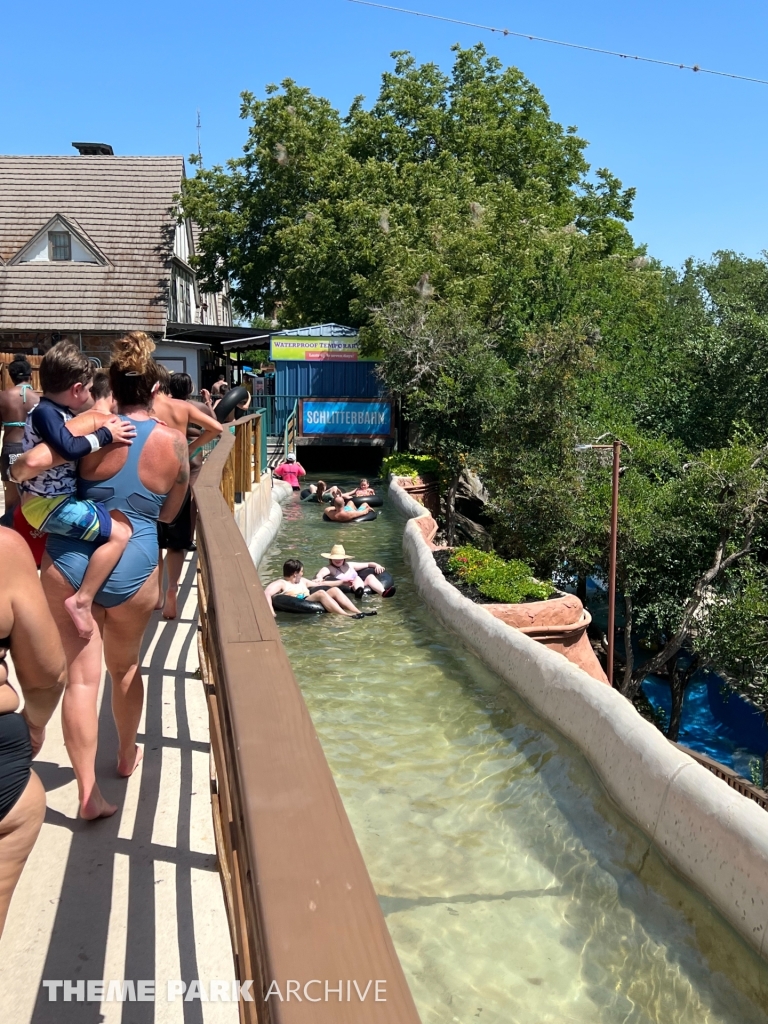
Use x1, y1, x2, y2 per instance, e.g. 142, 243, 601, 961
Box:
674, 743, 768, 810
218, 413, 264, 511
193, 429, 421, 1024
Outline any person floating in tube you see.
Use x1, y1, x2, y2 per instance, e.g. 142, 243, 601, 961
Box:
312, 544, 396, 598
323, 493, 375, 522
264, 559, 376, 618
343, 478, 376, 500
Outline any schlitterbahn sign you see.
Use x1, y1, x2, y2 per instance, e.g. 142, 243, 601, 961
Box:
302, 401, 391, 436
270, 335, 374, 362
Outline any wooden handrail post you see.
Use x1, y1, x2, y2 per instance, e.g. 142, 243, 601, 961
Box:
254, 415, 262, 480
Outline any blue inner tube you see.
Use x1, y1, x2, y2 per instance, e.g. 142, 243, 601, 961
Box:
272, 594, 325, 614
350, 494, 383, 507
323, 509, 378, 523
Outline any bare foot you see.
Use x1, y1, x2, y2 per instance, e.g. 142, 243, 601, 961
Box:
64, 593, 96, 640
80, 789, 118, 820
154, 590, 165, 611
117, 744, 143, 778
162, 586, 178, 620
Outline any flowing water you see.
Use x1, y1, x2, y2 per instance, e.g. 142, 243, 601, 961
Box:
260, 482, 768, 1024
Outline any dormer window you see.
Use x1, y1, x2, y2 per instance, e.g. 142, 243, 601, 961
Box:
49, 231, 72, 261
10, 214, 105, 265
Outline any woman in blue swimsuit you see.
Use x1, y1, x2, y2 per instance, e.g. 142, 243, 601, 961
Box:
37, 334, 189, 820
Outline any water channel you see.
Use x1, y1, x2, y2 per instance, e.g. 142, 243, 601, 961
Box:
260, 481, 768, 1024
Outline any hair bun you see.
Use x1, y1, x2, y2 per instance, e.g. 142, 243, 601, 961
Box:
111, 332, 156, 376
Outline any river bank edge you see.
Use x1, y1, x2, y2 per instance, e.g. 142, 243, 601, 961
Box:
389, 475, 768, 965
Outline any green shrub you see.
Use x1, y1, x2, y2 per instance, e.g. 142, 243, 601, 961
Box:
446, 545, 554, 603
382, 453, 441, 479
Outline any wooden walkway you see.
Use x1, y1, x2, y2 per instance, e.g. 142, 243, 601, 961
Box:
0, 549, 237, 1024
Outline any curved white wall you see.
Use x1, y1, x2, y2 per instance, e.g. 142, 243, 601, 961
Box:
389, 477, 768, 961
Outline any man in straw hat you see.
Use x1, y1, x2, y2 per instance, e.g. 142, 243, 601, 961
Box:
312, 544, 396, 598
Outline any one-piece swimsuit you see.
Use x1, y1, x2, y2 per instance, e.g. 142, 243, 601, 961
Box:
47, 418, 169, 607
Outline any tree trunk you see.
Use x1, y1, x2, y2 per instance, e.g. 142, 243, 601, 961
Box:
445, 473, 459, 547
576, 573, 587, 605
666, 654, 700, 743
630, 525, 753, 691
666, 657, 684, 742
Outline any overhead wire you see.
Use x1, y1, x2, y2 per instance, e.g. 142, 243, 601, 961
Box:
345, 0, 768, 87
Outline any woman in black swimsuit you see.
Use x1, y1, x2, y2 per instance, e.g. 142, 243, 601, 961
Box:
0, 526, 66, 938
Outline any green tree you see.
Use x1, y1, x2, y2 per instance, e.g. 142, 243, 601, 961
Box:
371, 299, 515, 545
181, 44, 646, 343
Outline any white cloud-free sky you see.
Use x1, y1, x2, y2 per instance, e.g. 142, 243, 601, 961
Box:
3, 0, 766, 268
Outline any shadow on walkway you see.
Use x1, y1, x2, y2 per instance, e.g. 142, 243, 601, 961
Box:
1, 555, 235, 1024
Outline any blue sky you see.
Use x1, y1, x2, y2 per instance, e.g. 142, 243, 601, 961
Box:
2, 0, 766, 268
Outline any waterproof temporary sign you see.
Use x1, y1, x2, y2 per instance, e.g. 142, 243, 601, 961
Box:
270, 335, 374, 362
301, 400, 392, 436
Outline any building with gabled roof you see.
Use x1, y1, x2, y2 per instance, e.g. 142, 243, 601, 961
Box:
0, 147, 260, 390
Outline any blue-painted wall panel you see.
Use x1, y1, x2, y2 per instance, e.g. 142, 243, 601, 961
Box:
275, 361, 381, 398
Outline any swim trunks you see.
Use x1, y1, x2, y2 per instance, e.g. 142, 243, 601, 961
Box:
157, 490, 193, 551
22, 494, 112, 543
0, 442, 23, 482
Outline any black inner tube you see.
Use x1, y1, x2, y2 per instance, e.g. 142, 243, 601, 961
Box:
309, 569, 393, 594
322, 509, 378, 523
300, 487, 341, 503
350, 494, 383, 507
272, 594, 326, 614
214, 386, 250, 423
359, 569, 393, 592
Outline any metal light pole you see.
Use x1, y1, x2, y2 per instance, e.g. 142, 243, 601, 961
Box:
575, 440, 622, 685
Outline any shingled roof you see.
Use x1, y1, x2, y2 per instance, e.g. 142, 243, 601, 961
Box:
0, 155, 184, 332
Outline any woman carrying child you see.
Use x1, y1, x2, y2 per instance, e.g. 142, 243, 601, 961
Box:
10, 343, 136, 640
12, 334, 189, 819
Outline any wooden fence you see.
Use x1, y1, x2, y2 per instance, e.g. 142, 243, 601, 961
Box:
193, 426, 421, 1024
0, 353, 42, 391
674, 743, 768, 810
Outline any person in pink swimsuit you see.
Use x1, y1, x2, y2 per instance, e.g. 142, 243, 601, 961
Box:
273, 452, 306, 490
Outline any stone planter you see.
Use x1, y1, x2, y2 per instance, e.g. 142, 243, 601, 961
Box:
391, 476, 607, 684
483, 597, 608, 686
392, 474, 440, 519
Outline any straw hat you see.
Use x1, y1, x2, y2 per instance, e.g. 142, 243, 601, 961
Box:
321, 544, 350, 560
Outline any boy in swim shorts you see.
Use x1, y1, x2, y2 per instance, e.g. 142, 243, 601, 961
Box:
264, 559, 376, 618
15, 343, 136, 639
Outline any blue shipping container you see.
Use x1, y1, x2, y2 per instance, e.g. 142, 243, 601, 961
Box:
275, 360, 382, 398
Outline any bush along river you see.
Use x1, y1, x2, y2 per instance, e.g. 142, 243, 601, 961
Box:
260, 479, 768, 1024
